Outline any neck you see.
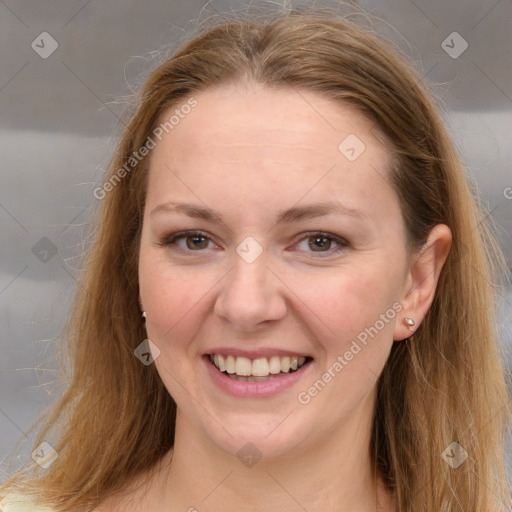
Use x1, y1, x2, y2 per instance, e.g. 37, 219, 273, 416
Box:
157, 402, 393, 511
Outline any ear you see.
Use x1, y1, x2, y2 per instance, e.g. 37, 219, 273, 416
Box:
394, 224, 452, 341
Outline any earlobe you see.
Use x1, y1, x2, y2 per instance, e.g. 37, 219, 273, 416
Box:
394, 224, 452, 341
138, 295, 147, 324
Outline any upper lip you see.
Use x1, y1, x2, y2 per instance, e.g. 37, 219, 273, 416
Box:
205, 347, 313, 359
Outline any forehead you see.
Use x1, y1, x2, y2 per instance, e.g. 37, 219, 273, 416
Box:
146, 83, 399, 223
155, 82, 385, 159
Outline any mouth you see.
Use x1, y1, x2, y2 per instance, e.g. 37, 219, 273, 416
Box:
206, 353, 313, 382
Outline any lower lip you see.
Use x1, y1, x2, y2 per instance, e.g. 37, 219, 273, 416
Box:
203, 355, 313, 398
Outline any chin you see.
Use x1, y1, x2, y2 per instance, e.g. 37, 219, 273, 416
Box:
196, 411, 313, 463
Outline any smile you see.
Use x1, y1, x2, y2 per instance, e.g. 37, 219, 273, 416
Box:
203, 353, 314, 397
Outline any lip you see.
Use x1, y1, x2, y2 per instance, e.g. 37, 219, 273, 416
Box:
203, 354, 313, 398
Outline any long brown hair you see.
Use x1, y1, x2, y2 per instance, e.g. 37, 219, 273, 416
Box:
2, 7, 510, 511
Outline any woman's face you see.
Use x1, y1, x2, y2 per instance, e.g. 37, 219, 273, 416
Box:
138, 83, 411, 459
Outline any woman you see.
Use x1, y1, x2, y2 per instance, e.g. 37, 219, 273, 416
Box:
1, 8, 510, 512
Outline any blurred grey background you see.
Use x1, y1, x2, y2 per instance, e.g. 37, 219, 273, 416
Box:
1, 0, 511, 480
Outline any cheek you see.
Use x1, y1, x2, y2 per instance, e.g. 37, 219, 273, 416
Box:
298, 269, 401, 413
139, 265, 210, 393
315, 265, 400, 329
138, 250, 222, 354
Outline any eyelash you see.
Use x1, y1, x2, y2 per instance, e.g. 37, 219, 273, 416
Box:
158, 230, 349, 258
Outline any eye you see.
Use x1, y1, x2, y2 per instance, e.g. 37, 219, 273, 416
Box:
158, 231, 217, 253
293, 232, 349, 257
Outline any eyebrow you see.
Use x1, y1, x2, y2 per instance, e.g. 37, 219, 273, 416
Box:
150, 200, 367, 224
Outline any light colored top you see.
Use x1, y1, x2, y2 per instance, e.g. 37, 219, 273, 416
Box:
0, 493, 55, 512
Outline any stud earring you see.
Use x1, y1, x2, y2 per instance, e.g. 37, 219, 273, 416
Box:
403, 317, 415, 328
142, 311, 147, 322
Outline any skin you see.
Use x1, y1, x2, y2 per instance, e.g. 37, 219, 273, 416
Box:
96, 82, 451, 511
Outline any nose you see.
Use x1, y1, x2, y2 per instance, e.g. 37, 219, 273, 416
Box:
213, 249, 288, 331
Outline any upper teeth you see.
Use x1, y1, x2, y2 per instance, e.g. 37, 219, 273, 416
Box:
210, 354, 307, 377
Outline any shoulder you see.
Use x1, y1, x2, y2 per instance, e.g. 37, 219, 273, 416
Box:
0, 493, 55, 512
